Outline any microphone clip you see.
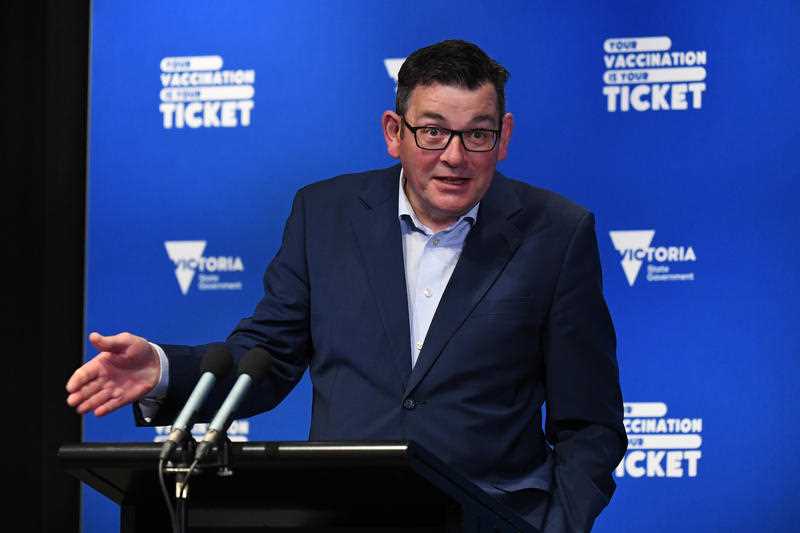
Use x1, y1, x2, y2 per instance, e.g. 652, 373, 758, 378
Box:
163, 438, 198, 469
194, 435, 234, 473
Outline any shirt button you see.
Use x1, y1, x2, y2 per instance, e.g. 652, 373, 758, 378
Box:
431, 238, 440, 246
423, 288, 432, 298
403, 398, 416, 410
415, 341, 423, 350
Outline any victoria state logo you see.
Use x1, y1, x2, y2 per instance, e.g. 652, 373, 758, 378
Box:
609, 230, 697, 286
164, 240, 244, 295
384, 57, 405, 89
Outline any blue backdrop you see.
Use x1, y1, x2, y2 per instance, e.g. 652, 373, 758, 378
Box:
83, 1, 800, 531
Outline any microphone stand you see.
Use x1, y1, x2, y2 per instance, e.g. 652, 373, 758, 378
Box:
166, 436, 235, 533
162, 439, 196, 533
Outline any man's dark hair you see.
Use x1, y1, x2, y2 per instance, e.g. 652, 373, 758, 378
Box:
395, 40, 510, 120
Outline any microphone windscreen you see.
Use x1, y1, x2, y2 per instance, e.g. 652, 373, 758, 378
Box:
238, 347, 271, 383
200, 344, 234, 378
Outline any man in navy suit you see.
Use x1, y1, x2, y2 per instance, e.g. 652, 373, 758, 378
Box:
67, 40, 625, 532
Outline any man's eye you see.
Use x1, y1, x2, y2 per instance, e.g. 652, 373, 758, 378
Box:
422, 127, 444, 137
468, 130, 487, 140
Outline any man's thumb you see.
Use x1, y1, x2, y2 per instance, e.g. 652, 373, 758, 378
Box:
89, 331, 133, 353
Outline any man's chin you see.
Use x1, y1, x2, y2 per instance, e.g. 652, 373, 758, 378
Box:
431, 203, 476, 222
431, 191, 479, 213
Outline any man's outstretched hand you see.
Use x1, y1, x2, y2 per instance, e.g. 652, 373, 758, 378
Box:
66, 332, 160, 416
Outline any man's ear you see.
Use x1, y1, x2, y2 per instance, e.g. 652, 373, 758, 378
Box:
497, 112, 513, 161
382, 111, 402, 159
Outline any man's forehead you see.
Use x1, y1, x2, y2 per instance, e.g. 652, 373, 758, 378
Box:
407, 82, 499, 123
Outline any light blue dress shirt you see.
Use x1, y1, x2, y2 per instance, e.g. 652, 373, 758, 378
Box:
397, 170, 479, 367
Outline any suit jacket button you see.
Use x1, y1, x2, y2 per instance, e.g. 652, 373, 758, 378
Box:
403, 398, 416, 410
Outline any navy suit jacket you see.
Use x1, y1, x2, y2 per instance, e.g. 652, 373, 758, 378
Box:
144, 165, 626, 532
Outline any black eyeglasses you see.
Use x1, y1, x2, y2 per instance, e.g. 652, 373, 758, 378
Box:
401, 116, 500, 152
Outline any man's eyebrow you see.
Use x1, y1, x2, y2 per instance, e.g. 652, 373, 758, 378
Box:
468, 114, 498, 127
413, 112, 499, 128
414, 112, 447, 122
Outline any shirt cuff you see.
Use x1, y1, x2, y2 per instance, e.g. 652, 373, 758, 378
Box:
147, 342, 169, 399
137, 342, 170, 422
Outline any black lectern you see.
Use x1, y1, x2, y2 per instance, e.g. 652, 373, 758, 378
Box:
59, 441, 537, 532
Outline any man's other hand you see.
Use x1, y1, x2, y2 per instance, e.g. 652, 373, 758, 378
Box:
66, 332, 160, 416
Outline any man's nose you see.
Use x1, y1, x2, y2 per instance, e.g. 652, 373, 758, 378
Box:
440, 133, 466, 167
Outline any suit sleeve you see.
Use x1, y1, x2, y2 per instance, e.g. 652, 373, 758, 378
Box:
135, 189, 313, 426
541, 211, 627, 533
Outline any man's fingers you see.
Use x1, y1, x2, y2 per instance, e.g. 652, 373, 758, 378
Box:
70, 379, 136, 416
94, 396, 127, 417
76, 387, 114, 415
66, 377, 105, 407
67, 390, 84, 408
65, 363, 99, 393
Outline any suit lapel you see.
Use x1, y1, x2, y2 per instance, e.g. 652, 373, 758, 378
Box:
348, 165, 413, 386
404, 176, 524, 396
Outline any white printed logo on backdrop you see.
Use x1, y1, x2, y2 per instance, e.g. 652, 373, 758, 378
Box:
602, 36, 708, 112
609, 230, 697, 286
164, 240, 244, 295
384, 58, 405, 90
159, 55, 255, 129
154, 420, 250, 443
616, 402, 703, 479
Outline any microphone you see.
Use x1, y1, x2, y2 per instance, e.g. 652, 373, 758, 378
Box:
159, 344, 234, 461
194, 347, 271, 461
